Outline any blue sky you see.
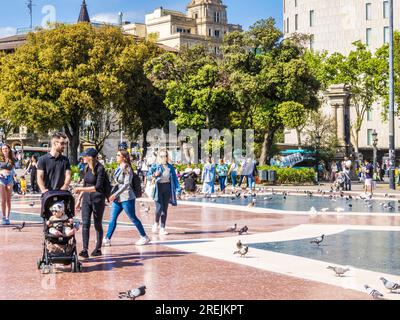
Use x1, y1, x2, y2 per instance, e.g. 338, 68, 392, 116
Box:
0, 0, 283, 38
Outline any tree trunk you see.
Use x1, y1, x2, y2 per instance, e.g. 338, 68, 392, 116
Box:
64, 121, 80, 166
296, 128, 302, 149
259, 129, 276, 165
142, 127, 148, 158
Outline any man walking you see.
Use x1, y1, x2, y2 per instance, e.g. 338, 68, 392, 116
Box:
37, 132, 71, 194
363, 159, 374, 196
343, 157, 352, 191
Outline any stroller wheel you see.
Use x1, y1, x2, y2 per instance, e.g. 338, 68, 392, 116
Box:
78, 262, 83, 272
71, 261, 77, 273
40, 265, 50, 274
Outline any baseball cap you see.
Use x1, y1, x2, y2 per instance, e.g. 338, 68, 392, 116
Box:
80, 148, 98, 158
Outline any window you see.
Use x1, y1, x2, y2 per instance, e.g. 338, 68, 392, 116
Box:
383, 1, 389, 18
283, 0, 286, 14
310, 34, 315, 50
209, 28, 212, 37
367, 109, 373, 121
194, 13, 198, 19
287, 17, 290, 33
366, 3, 372, 20
214, 12, 220, 23
177, 28, 190, 34
367, 129, 374, 146
366, 28, 372, 46
295, 0, 298, 7
214, 30, 220, 38
310, 10, 315, 27
384, 26, 389, 44
295, 14, 298, 31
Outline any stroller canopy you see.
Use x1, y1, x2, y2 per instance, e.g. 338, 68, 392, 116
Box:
40, 190, 75, 219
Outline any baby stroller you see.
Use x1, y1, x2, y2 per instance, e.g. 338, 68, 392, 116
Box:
332, 173, 345, 192
36, 190, 82, 274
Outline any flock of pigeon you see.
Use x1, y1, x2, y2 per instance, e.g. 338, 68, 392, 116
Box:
310, 234, 400, 299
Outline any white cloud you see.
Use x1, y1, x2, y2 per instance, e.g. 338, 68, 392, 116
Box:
91, 10, 145, 24
0, 27, 17, 39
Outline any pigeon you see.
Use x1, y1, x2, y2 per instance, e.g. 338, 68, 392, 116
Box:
234, 245, 249, 257
227, 223, 237, 232
236, 239, 243, 250
309, 207, 318, 214
264, 197, 273, 201
29, 202, 35, 207
327, 266, 350, 277
119, 285, 146, 300
385, 193, 389, 198
310, 234, 325, 246
321, 208, 330, 212
380, 277, 400, 292
247, 199, 256, 208
335, 207, 345, 213
12, 222, 25, 232
364, 285, 384, 299
348, 204, 353, 208
238, 226, 248, 235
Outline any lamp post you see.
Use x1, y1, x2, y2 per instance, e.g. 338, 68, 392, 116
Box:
0, 127, 4, 145
315, 135, 321, 183
389, 0, 395, 190
372, 130, 378, 181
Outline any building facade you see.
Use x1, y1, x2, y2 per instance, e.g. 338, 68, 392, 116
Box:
283, 0, 400, 156
123, 0, 241, 52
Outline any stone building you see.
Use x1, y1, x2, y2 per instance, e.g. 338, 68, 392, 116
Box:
283, 0, 400, 158
123, 0, 242, 53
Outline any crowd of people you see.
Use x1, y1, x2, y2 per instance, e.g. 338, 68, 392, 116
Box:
1, 133, 400, 256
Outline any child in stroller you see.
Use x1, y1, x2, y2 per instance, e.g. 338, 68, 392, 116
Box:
37, 191, 82, 274
47, 201, 77, 237
332, 172, 345, 191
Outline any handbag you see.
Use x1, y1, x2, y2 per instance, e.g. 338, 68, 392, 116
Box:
145, 178, 156, 199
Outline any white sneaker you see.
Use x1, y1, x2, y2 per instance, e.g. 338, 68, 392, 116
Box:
135, 236, 151, 246
103, 238, 111, 247
152, 223, 159, 234
159, 228, 169, 235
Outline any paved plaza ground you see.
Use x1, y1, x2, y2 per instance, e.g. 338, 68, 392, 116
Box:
2, 182, 400, 300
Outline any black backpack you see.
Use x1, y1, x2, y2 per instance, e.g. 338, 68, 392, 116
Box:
131, 172, 142, 198
103, 171, 113, 200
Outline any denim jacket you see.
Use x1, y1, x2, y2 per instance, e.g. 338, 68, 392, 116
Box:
148, 163, 181, 206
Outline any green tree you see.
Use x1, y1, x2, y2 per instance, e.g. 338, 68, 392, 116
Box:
278, 101, 308, 148
146, 45, 235, 131
0, 23, 133, 164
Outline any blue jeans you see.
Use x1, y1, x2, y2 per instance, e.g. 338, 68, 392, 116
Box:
106, 199, 146, 239
247, 175, 255, 190
219, 176, 227, 192
231, 172, 237, 188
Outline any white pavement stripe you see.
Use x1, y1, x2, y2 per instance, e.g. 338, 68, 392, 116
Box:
158, 224, 400, 300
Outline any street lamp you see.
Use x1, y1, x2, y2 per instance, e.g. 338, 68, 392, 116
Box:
372, 130, 378, 181
315, 135, 321, 183
0, 127, 4, 145
389, 0, 395, 190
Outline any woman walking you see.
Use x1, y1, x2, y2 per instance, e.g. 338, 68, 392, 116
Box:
73, 148, 107, 258
228, 159, 238, 189
149, 149, 181, 236
202, 156, 216, 196
0, 144, 15, 225
216, 159, 228, 193
25, 155, 39, 193
103, 150, 150, 246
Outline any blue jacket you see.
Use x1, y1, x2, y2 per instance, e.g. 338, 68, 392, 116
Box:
148, 163, 181, 206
